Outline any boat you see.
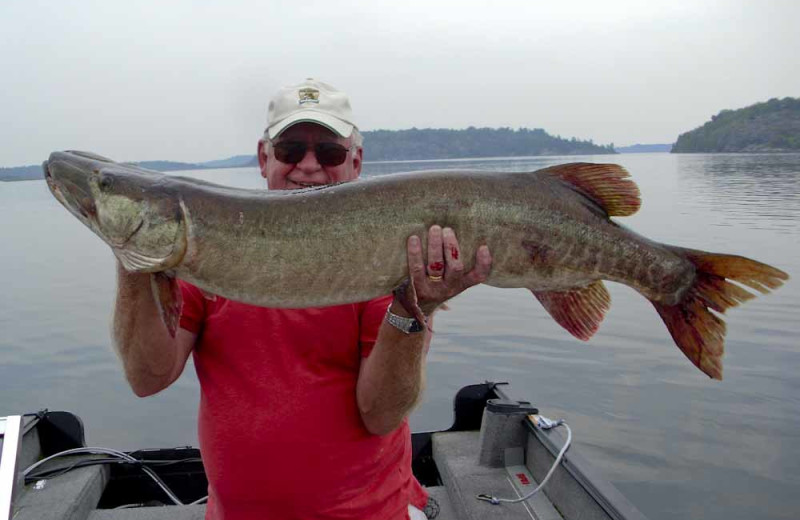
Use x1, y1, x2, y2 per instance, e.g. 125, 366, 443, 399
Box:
1, 382, 648, 519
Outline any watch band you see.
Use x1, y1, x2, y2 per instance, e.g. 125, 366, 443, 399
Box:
385, 306, 425, 334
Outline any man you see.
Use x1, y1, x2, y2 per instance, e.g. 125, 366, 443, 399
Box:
113, 78, 492, 520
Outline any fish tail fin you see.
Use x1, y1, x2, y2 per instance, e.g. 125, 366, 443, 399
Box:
651, 249, 788, 380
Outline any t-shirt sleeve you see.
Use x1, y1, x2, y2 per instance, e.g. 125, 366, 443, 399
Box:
358, 294, 393, 358
178, 280, 207, 334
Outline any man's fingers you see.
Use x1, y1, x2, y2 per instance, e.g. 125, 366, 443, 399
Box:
407, 235, 426, 282
426, 225, 444, 279
407, 229, 491, 314
463, 245, 493, 288
442, 227, 464, 281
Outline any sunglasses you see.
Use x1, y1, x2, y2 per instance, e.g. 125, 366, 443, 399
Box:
272, 141, 354, 167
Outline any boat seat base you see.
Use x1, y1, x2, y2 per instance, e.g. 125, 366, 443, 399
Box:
433, 430, 562, 520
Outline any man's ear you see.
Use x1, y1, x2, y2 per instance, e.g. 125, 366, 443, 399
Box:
257, 140, 268, 179
352, 146, 363, 176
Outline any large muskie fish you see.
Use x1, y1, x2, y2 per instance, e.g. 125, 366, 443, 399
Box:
44, 150, 788, 379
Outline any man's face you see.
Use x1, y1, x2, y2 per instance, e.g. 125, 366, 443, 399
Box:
258, 123, 362, 190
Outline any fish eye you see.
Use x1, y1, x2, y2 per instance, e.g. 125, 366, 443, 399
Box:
98, 175, 114, 191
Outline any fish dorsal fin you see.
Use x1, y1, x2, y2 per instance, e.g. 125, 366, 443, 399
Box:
541, 163, 641, 217
532, 281, 611, 341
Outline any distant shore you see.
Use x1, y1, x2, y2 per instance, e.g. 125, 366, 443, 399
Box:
2, 126, 616, 181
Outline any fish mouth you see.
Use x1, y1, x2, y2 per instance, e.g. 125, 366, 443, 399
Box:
44, 159, 98, 225
45, 154, 140, 246
47, 158, 146, 251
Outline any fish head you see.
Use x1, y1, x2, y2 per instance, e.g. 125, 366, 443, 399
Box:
44, 151, 187, 272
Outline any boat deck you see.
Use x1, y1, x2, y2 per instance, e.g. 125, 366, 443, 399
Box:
10, 431, 629, 520
13, 433, 552, 520
4, 383, 648, 520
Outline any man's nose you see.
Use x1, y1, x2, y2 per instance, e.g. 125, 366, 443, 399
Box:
295, 145, 321, 172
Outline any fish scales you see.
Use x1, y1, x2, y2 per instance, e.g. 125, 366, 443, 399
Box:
175, 170, 656, 305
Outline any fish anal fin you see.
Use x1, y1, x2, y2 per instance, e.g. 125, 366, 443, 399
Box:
542, 163, 641, 217
533, 281, 611, 341
150, 272, 183, 338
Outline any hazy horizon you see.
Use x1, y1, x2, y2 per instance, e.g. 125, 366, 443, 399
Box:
2, 129, 664, 170
2, 0, 798, 167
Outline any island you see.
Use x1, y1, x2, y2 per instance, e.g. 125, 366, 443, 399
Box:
359, 127, 614, 161
671, 97, 800, 153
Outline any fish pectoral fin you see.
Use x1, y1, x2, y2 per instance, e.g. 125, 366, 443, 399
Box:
116, 248, 170, 272
541, 163, 641, 217
150, 272, 183, 338
533, 281, 611, 341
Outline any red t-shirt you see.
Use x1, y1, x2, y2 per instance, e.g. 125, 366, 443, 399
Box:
179, 282, 428, 520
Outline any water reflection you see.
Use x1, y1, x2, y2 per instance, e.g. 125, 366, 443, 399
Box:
1, 154, 798, 520
675, 154, 800, 231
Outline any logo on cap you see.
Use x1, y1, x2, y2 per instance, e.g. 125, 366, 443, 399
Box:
298, 87, 320, 105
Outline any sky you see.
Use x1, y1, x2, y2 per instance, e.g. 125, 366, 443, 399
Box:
1, 0, 798, 166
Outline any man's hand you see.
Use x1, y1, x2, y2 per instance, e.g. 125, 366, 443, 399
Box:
394, 225, 493, 319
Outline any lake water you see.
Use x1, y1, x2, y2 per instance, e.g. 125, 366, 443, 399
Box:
1, 153, 798, 519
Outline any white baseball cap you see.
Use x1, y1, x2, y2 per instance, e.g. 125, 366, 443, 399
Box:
265, 78, 356, 139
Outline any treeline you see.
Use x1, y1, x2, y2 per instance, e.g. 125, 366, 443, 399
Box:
0, 164, 42, 181
361, 127, 615, 161
672, 97, 800, 153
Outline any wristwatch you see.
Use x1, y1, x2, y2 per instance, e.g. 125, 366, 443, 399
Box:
385, 306, 425, 334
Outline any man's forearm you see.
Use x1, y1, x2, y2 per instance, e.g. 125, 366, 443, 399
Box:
356, 302, 432, 435
357, 226, 491, 435
113, 263, 186, 397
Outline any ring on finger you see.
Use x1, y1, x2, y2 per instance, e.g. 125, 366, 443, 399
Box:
427, 274, 444, 282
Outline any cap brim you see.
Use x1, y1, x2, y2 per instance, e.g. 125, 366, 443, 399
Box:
268, 110, 354, 139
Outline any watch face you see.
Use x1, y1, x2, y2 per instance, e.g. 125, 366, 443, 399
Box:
408, 319, 424, 333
